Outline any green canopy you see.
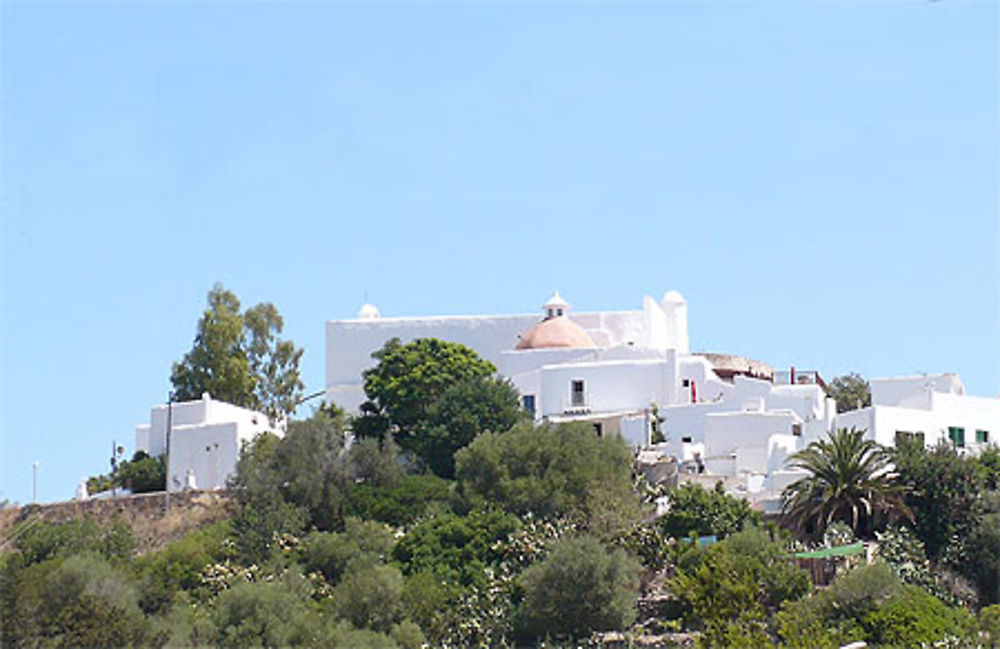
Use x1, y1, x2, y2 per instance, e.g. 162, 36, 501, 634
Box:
793, 541, 865, 560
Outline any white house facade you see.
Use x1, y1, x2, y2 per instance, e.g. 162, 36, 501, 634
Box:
135, 392, 281, 493
836, 374, 999, 452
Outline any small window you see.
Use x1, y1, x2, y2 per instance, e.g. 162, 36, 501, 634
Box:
681, 436, 692, 443
948, 426, 965, 448
593, 423, 603, 437
571, 380, 585, 407
792, 424, 802, 437
976, 429, 989, 444
522, 394, 536, 416
682, 379, 691, 388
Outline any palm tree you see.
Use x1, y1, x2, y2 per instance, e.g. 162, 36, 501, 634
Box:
781, 427, 911, 540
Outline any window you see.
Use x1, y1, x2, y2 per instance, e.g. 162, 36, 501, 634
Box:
976, 429, 990, 444
593, 423, 603, 437
681, 436, 693, 443
682, 379, 691, 388
948, 426, 965, 448
522, 394, 536, 416
792, 424, 802, 437
571, 380, 585, 407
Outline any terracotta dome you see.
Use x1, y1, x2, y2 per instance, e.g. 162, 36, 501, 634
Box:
515, 316, 595, 350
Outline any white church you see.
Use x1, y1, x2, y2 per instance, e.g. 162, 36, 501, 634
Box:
325, 291, 1000, 510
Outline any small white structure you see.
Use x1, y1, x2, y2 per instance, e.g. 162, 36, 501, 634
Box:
836, 374, 999, 452
135, 392, 281, 493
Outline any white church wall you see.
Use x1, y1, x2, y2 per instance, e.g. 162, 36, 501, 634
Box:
325, 314, 539, 411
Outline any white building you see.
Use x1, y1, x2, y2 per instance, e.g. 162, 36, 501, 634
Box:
326, 292, 834, 492
836, 374, 998, 452
325, 291, 999, 509
135, 392, 281, 493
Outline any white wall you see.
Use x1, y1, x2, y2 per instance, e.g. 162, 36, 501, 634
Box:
135, 395, 280, 493
167, 423, 241, 492
836, 390, 1000, 450
538, 359, 670, 417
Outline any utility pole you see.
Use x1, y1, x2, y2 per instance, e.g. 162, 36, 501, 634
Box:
32, 461, 39, 503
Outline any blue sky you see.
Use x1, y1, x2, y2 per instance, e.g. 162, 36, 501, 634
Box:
2, 1, 997, 504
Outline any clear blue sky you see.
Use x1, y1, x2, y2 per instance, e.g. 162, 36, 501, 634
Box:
2, 1, 997, 505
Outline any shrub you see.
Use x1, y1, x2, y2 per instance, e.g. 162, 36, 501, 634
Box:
515, 533, 640, 642
657, 481, 759, 540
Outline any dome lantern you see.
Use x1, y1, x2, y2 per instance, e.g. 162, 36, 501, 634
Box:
543, 291, 570, 319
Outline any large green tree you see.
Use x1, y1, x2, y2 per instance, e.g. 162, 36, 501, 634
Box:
171, 283, 304, 422
354, 337, 514, 474
781, 428, 911, 540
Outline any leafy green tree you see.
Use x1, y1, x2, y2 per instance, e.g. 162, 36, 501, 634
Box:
782, 428, 911, 540
515, 533, 640, 642
658, 481, 760, 540
964, 492, 1000, 605
228, 432, 308, 563
893, 439, 982, 559
118, 450, 166, 493
826, 372, 871, 413
354, 338, 496, 448
416, 376, 525, 478
2, 553, 156, 648
455, 420, 638, 524
171, 283, 304, 422
671, 527, 810, 646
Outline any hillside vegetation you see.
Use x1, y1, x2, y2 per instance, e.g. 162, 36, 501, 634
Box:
3, 338, 1000, 648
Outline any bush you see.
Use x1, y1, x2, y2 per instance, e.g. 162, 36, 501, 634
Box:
10, 515, 134, 568
672, 527, 809, 645
346, 474, 455, 527
133, 520, 232, 613
2, 553, 156, 648
862, 585, 972, 648
775, 561, 974, 648
392, 509, 519, 588
455, 421, 637, 523
332, 563, 406, 633
299, 518, 395, 585
515, 533, 640, 642
657, 481, 760, 540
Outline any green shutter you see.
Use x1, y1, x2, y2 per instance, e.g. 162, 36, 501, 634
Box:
976, 429, 989, 444
948, 426, 965, 448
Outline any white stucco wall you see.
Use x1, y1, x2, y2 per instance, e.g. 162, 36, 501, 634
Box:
537, 358, 670, 417
135, 394, 280, 493
836, 390, 1000, 450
